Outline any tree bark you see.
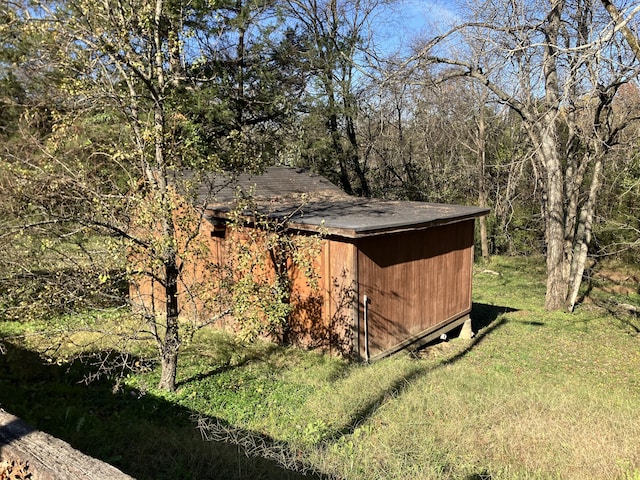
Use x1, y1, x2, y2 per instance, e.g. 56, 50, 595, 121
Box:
345, 111, 370, 197
541, 0, 568, 310
567, 152, 605, 311
158, 342, 179, 391
157, 259, 181, 391
541, 126, 568, 310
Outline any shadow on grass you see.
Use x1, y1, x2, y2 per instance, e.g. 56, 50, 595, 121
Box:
596, 300, 640, 335
437, 304, 514, 367
618, 315, 640, 334
326, 302, 520, 443
464, 472, 493, 480
175, 342, 284, 389
470, 302, 519, 330
0, 341, 332, 480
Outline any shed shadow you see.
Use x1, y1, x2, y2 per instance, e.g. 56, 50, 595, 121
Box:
0, 418, 35, 445
327, 303, 517, 442
0, 340, 333, 480
470, 302, 520, 331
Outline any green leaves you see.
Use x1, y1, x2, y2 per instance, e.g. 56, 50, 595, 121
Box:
224, 203, 323, 344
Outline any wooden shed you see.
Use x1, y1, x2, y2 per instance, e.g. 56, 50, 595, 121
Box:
194, 167, 489, 361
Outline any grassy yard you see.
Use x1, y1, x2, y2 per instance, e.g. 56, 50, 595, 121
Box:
1, 256, 639, 479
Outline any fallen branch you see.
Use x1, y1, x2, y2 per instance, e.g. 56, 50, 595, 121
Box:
616, 302, 639, 314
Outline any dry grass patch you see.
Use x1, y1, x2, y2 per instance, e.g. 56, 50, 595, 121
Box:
314, 306, 640, 479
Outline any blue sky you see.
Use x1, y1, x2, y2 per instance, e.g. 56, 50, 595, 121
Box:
375, 0, 462, 55
402, 0, 461, 30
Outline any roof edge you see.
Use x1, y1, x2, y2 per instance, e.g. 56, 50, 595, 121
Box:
205, 206, 490, 239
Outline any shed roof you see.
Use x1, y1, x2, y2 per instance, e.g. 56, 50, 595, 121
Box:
194, 166, 346, 204
202, 166, 489, 238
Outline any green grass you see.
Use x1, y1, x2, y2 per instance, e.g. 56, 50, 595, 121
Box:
1, 255, 640, 479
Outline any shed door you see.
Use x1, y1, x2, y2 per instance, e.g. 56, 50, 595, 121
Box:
357, 220, 474, 359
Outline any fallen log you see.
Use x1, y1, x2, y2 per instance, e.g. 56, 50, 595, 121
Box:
0, 409, 134, 480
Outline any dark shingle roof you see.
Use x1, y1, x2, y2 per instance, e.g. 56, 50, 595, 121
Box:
200, 166, 489, 238
197, 166, 346, 205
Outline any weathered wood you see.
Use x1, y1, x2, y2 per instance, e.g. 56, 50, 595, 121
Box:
0, 409, 134, 480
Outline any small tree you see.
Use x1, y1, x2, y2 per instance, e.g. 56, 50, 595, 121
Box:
4, 0, 244, 391
222, 195, 324, 345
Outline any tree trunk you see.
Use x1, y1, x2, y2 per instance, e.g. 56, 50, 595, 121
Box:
157, 251, 181, 391
157, 321, 180, 392
158, 342, 179, 391
527, 117, 567, 310
328, 105, 353, 195
477, 102, 490, 261
538, 120, 568, 310
541, 1, 568, 310
345, 112, 370, 197
478, 195, 490, 260
567, 153, 604, 311
151, 0, 181, 392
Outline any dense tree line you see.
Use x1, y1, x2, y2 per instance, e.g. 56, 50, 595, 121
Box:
1, 0, 640, 388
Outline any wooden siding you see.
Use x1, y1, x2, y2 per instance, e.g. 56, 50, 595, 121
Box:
326, 239, 358, 355
128, 202, 227, 325
130, 220, 360, 354
357, 220, 475, 359
286, 237, 357, 355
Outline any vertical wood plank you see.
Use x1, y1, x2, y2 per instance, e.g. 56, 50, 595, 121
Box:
357, 220, 475, 357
